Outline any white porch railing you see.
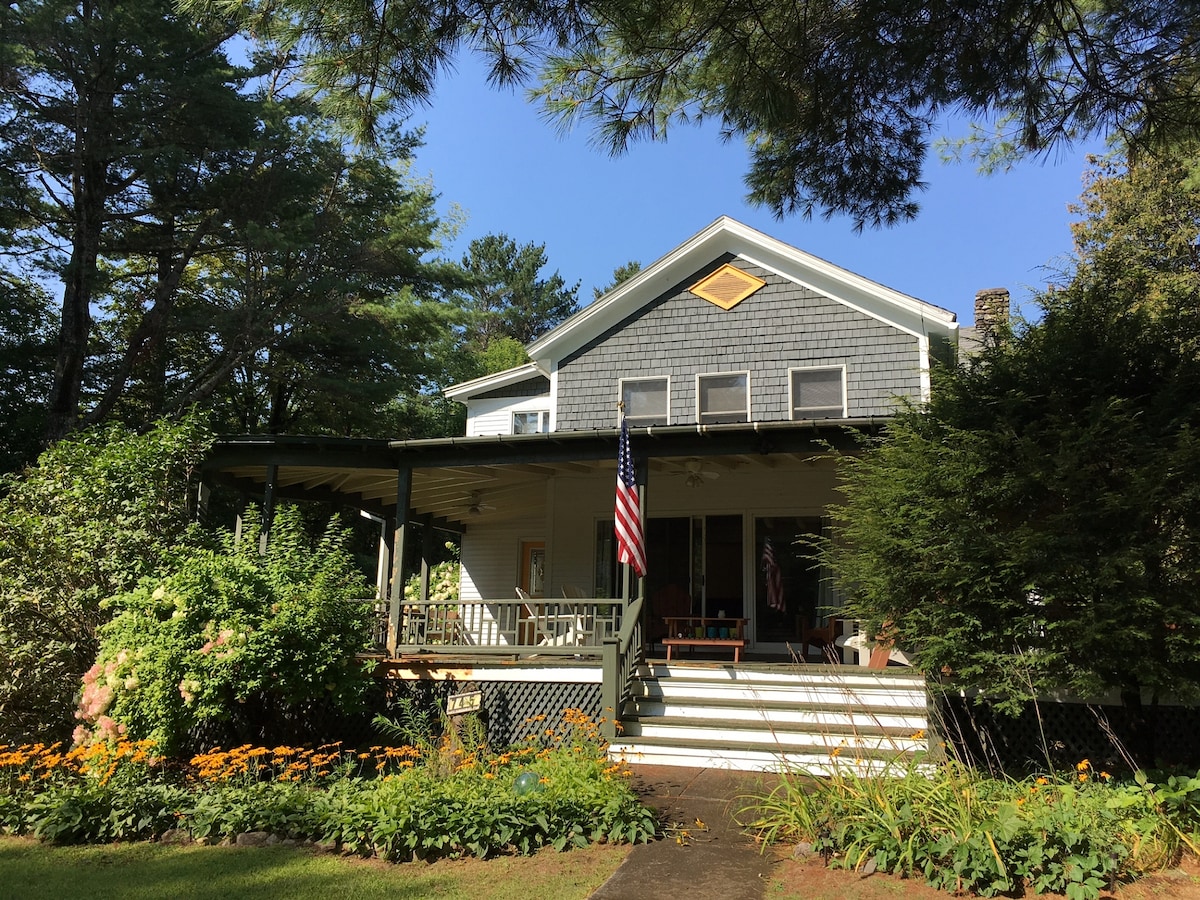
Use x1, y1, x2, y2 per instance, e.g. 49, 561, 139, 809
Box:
358, 598, 629, 657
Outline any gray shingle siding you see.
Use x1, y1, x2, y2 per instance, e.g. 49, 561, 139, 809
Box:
473, 376, 551, 401
556, 257, 923, 430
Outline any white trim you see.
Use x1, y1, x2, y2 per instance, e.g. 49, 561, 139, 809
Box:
445, 363, 547, 401
917, 335, 932, 403
787, 365, 848, 420
619, 374, 671, 427
526, 217, 957, 371
696, 370, 750, 424
548, 361, 559, 431
735, 249, 954, 343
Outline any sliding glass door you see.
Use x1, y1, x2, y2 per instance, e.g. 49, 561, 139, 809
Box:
753, 516, 823, 646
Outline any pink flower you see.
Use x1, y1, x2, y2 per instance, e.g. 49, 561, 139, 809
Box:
95, 716, 120, 742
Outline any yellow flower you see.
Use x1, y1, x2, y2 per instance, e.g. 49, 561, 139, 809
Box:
1076, 759, 1090, 771
1036, 776, 1049, 785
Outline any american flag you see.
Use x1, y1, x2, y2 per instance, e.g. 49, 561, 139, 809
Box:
615, 417, 647, 577
762, 537, 784, 611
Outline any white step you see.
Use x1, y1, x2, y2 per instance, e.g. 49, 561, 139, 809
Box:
611, 663, 931, 773
623, 698, 927, 731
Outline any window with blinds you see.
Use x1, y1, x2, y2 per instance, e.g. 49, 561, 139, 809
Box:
790, 367, 846, 419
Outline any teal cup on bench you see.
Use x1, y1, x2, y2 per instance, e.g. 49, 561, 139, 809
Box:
719, 627, 729, 639
707, 626, 717, 637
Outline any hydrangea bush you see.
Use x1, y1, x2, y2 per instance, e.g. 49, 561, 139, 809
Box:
403, 547, 460, 606
74, 507, 374, 754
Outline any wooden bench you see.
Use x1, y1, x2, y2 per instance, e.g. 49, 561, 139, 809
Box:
662, 636, 745, 662
661, 616, 748, 662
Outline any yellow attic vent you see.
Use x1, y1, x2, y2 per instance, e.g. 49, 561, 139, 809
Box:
689, 263, 766, 310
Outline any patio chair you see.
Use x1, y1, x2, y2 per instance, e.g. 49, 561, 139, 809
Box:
518, 587, 591, 647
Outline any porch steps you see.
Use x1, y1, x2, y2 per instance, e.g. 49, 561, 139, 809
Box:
607, 662, 931, 773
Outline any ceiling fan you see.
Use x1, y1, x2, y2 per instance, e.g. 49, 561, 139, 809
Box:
681, 458, 720, 489
464, 491, 496, 516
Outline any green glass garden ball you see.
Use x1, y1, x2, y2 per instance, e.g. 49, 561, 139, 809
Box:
513, 771, 543, 796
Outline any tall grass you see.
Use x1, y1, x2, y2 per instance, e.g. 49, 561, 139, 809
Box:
746, 751, 1200, 899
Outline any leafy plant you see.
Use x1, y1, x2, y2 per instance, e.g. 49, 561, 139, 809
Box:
0, 415, 213, 744
746, 757, 1199, 898
1, 710, 656, 857
76, 506, 375, 754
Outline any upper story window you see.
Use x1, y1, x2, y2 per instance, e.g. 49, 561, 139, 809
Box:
790, 366, 847, 419
620, 376, 669, 426
513, 410, 550, 434
697, 372, 749, 424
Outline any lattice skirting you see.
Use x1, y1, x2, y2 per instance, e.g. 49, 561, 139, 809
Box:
370, 678, 601, 748
475, 681, 602, 748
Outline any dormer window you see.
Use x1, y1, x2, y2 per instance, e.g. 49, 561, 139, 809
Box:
513, 411, 550, 434
790, 366, 847, 419
697, 372, 749, 424
620, 376, 669, 426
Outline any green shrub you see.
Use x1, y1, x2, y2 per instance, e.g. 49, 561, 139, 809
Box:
747, 758, 1200, 899
1, 710, 657, 858
75, 506, 375, 754
0, 415, 213, 744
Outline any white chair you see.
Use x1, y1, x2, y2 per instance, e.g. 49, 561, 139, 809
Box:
518, 587, 590, 647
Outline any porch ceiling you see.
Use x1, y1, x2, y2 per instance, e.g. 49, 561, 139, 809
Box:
203, 419, 880, 530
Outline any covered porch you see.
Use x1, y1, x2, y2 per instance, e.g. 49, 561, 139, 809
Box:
202, 421, 878, 660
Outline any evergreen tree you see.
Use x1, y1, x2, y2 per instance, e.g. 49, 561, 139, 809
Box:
180, 0, 1200, 227
0, 0, 253, 440
459, 233, 579, 351
594, 260, 642, 301
828, 152, 1200, 745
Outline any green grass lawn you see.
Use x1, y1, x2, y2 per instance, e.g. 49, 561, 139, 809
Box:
0, 836, 629, 900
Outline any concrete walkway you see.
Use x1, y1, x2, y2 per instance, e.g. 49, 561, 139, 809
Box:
590, 766, 784, 900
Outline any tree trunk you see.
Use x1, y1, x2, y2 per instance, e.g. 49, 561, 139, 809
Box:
42, 0, 115, 444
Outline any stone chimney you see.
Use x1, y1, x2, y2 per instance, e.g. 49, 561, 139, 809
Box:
974, 288, 1011, 340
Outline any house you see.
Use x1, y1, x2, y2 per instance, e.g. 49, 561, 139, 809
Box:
203, 217, 958, 770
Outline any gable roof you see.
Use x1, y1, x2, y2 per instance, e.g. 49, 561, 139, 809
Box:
526, 216, 957, 371
444, 363, 547, 402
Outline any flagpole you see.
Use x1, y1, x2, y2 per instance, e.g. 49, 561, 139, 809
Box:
614, 401, 647, 603
618, 400, 631, 603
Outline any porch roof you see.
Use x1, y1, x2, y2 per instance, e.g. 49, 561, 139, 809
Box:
202, 417, 882, 530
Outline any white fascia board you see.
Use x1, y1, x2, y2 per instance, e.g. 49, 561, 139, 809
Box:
735, 243, 957, 342
444, 363, 546, 402
527, 216, 958, 369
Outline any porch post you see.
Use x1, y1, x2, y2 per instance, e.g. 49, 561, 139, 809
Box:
359, 510, 389, 600
259, 463, 278, 554
386, 467, 412, 656
195, 480, 211, 525
636, 449, 648, 602
418, 514, 434, 603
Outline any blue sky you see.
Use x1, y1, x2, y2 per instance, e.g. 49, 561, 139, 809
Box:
411, 56, 1105, 326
